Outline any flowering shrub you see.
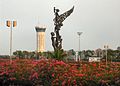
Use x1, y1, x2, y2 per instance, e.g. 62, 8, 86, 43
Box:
0, 58, 120, 86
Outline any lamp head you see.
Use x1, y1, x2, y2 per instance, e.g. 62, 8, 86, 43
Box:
77, 32, 82, 36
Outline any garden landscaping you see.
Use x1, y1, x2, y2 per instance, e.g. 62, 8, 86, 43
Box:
0, 58, 120, 86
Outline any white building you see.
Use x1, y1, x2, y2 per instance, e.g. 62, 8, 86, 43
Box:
89, 57, 101, 62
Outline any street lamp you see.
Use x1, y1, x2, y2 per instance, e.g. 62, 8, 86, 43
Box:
77, 32, 82, 61
104, 45, 109, 67
6, 20, 17, 63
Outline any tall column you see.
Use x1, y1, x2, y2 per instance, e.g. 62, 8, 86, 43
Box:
35, 26, 46, 52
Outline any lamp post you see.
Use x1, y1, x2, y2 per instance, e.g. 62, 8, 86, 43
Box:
104, 45, 108, 67
77, 32, 82, 61
6, 20, 17, 63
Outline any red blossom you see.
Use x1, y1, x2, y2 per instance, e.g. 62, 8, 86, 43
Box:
62, 80, 66, 86
73, 80, 76, 85
77, 74, 84, 77
52, 73, 55, 77
9, 77, 16, 80
92, 63, 97, 67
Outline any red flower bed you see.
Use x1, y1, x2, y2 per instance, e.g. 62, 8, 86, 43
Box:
0, 58, 120, 86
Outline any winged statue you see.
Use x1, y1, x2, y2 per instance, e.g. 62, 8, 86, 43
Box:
51, 6, 74, 51
54, 6, 74, 31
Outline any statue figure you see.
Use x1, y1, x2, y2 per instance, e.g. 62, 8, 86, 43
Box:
51, 6, 74, 51
51, 32, 56, 50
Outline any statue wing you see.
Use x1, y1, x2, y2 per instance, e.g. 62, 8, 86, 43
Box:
58, 6, 74, 23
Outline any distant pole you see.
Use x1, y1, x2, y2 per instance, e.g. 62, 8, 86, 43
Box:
77, 32, 82, 51
104, 45, 108, 67
77, 32, 82, 61
6, 20, 17, 63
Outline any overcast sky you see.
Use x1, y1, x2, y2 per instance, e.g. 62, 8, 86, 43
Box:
0, 0, 120, 55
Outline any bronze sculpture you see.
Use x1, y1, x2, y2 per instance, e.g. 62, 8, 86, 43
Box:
51, 6, 74, 51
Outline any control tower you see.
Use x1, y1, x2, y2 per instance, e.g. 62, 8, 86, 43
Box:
35, 26, 46, 52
